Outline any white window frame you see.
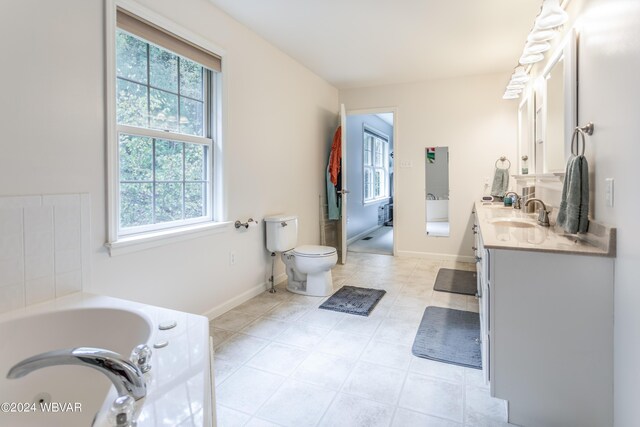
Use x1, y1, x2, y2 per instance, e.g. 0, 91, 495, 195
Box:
363, 125, 390, 205
105, 0, 229, 256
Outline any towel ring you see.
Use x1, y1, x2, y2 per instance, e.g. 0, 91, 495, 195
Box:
495, 157, 511, 169
571, 128, 586, 156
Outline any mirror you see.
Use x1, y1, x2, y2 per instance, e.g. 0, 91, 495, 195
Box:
538, 28, 577, 173
425, 147, 449, 237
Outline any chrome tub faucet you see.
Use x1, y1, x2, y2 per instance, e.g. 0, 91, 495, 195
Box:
6, 347, 147, 400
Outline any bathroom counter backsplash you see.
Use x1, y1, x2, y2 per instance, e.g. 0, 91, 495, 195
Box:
474, 201, 616, 257
0, 292, 213, 427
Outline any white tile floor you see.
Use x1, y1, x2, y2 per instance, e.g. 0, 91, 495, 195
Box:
211, 252, 512, 427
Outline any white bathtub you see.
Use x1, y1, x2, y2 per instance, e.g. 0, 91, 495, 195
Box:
425, 199, 449, 222
0, 294, 213, 427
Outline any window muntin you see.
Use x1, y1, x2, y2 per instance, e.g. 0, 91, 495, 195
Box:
363, 128, 389, 204
115, 29, 214, 236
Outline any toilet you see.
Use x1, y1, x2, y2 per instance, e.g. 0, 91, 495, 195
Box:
265, 215, 338, 296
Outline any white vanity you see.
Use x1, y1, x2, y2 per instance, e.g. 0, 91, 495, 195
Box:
473, 202, 615, 427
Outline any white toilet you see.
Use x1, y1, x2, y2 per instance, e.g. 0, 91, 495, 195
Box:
265, 215, 338, 296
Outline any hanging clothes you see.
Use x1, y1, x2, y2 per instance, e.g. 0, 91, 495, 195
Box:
329, 126, 342, 186
327, 125, 342, 220
326, 163, 340, 220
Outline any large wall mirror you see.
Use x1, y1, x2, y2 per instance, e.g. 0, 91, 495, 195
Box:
425, 147, 449, 237
537, 28, 577, 173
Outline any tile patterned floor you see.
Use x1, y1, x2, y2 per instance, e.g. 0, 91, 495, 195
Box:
211, 252, 512, 427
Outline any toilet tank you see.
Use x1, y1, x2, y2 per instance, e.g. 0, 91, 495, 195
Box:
265, 215, 298, 252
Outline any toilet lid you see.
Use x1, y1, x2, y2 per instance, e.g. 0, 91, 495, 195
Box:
293, 245, 337, 257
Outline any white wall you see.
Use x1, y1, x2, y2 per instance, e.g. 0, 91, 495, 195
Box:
520, 1, 640, 425
0, 0, 338, 316
566, 1, 640, 425
345, 114, 393, 241
340, 73, 517, 260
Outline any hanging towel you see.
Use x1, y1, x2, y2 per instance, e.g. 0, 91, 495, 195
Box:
329, 126, 342, 186
557, 155, 590, 234
490, 168, 509, 198
326, 163, 340, 220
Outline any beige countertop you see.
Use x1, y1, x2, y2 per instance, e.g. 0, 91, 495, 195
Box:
474, 201, 616, 257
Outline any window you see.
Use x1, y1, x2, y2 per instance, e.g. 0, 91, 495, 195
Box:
363, 127, 389, 203
112, 9, 221, 238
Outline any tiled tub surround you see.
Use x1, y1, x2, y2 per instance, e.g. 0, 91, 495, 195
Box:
0, 194, 90, 313
211, 253, 512, 427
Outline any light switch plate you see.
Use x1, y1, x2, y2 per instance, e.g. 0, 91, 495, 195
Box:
605, 178, 614, 207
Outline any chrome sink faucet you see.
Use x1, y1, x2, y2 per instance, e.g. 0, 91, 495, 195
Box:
7, 347, 147, 400
525, 198, 551, 227
504, 191, 521, 209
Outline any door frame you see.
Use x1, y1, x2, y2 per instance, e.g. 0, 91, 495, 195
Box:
345, 106, 399, 257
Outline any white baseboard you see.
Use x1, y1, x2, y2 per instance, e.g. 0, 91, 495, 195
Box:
202, 273, 287, 320
397, 250, 475, 263
347, 225, 382, 246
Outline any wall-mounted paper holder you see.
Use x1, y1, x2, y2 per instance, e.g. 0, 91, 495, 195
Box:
234, 218, 258, 229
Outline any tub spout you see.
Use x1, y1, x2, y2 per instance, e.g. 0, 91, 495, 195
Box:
7, 347, 146, 400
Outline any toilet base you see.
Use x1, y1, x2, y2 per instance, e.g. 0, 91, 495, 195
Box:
286, 270, 334, 297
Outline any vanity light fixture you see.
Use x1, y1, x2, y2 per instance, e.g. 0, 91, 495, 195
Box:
502, 0, 569, 100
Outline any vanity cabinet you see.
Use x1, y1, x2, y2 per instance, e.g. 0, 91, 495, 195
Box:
473, 207, 614, 427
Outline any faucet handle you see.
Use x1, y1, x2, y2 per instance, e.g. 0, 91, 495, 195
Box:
130, 344, 152, 374
108, 395, 136, 427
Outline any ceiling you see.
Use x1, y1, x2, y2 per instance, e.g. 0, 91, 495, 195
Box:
209, 0, 542, 89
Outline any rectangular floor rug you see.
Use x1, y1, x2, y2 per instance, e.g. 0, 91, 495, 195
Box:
434, 268, 477, 296
319, 286, 386, 316
412, 306, 482, 369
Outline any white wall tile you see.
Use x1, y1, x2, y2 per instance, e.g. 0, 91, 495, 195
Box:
24, 206, 53, 234
0, 258, 24, 287
55, 271, 82, 297
25, 254, 54, 280
0, 193, 89, 314
0, 284, 25, 313
25, 276, 55, 305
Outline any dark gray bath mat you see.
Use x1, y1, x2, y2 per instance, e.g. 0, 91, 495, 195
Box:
434, 268, 477, 296
319, 286, 386, 316
412, 306, 482, 369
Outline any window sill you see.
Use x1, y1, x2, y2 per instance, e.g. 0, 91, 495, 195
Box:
363, 197, 390, 206
105, 221, 232, 256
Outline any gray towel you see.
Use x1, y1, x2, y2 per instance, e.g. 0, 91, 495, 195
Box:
557, 155, 589, 234
490, 168, 509, 198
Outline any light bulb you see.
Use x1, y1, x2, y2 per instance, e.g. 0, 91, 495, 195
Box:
507, 83, 526, 91
511, 67, 530, 83
519, 52, 544, 65
503, 92, 520, 100
535, 0, 568, 30
528, 28, 556, 43
524, 41, 551, 54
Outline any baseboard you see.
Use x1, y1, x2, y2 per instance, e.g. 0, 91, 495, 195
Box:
397, 250, 475, 263
347, 225, 382, 246
202, 272, 287, 320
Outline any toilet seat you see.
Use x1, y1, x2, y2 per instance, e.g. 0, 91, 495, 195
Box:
293, 245, 337, 258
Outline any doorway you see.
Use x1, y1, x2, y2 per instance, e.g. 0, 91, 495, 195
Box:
345, 111, 395, 256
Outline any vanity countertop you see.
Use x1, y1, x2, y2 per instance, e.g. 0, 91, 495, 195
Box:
474, 201, 616, 257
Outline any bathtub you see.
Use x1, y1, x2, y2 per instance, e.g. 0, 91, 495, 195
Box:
425, 199, 449, 222
0, 293, 213, 427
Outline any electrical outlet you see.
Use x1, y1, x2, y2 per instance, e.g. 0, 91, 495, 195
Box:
605, 178, 614, 207
229, 252, 236, 266
400, 160, 412, 168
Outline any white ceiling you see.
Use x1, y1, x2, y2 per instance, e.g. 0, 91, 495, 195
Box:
376, 113, 394, 126
209, 0, 542, 89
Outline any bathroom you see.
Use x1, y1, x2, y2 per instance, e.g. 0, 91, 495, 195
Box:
0, 0, 638, 426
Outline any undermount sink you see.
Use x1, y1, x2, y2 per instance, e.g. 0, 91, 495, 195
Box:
489, 218, 537, 228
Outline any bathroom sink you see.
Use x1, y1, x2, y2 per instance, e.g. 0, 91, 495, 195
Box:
489, 218, 537, 228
